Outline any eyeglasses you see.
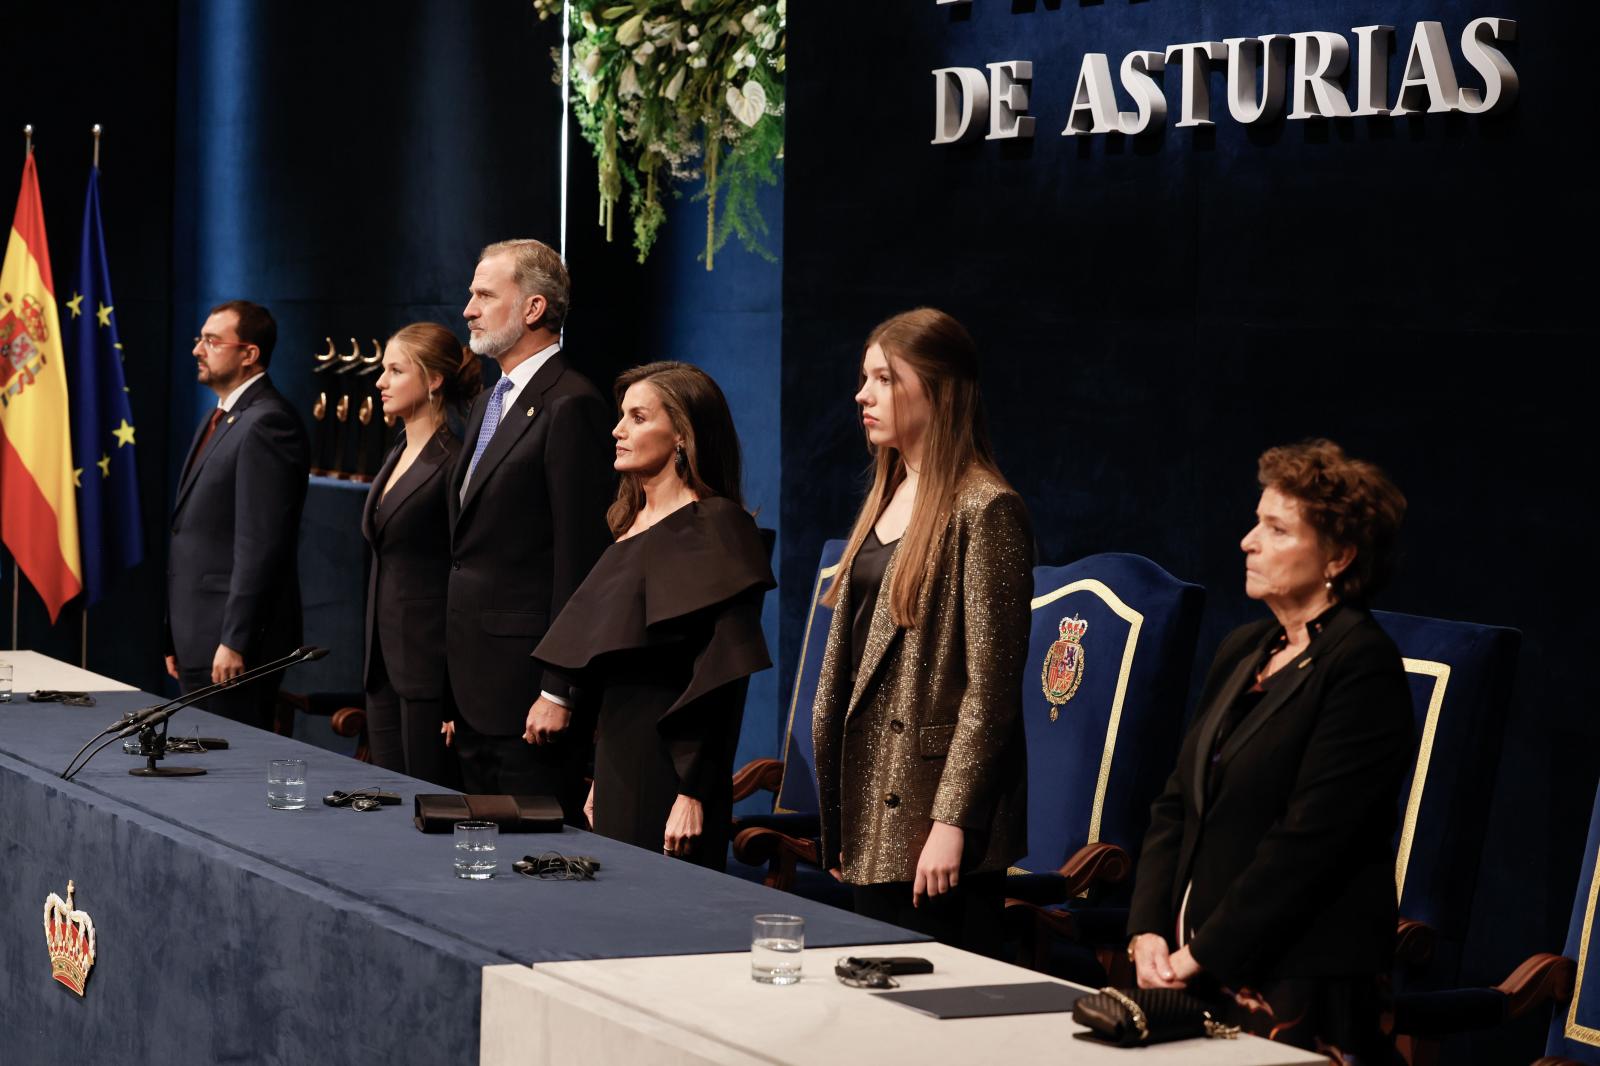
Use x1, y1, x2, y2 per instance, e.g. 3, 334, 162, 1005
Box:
194, 336, 252, 354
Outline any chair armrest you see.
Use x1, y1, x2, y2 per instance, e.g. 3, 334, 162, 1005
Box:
1001, 843, 1132, 906
1392, 953, 1575, 1039
329, 706, 367, 739
1003, 898, 1080, 941
731, 758, 785, 804
1056, 842, 1133, 897
732, 826, 820, 891
1396, 916, 1439, 967
1494, 952, 1575, 1021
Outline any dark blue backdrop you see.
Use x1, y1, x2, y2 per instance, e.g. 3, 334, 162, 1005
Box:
8, 0, 788, 797
8, 5, 1598, 1060
781, 2, 1594, 1061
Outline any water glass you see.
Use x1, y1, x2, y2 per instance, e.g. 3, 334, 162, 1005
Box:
0, 661, 12, 703
266, 759, 307, 810
751, 913, 804, 984
454, 821, 498, 880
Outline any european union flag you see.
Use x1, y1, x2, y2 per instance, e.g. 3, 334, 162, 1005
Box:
64, 165, 143, 606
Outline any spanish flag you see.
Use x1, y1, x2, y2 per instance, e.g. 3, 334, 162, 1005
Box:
1, 150, 82, 621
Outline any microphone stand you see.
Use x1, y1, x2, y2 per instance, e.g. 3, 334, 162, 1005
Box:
60, 647, 328, 782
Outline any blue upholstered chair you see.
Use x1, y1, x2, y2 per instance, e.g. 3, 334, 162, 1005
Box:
1374, 610, 1521, 990
729, 540, 845, 896
1387, 779, 1586, 1066
1011, 553, 1206, 880
1001, 555, 1204, 971
1537, 779, 1600, 1064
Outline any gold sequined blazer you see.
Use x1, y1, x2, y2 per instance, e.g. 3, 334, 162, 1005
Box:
813, 468, 1033, 886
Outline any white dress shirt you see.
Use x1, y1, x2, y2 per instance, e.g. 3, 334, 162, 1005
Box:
217, 370, 268, 412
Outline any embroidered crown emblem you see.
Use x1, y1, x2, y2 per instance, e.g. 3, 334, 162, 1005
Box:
1041, 614, 1089, 721
43, 880, 96, 996
1057, 616, 1088, 642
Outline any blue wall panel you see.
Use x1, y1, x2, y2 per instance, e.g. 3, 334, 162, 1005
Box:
781, 5, 1593, 1061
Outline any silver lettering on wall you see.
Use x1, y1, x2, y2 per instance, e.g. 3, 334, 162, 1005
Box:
932, 16, 1519, 143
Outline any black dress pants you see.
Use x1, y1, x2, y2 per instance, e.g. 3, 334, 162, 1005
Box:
852, 870, 1006, 959
365, 654, 455, 788
451, 712, 588, 826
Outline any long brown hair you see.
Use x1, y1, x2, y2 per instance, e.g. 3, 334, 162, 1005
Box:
823, 308, 1009, 626
606, 361, 745, 537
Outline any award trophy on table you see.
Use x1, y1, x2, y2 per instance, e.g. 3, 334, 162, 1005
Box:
310, 337, 339, 476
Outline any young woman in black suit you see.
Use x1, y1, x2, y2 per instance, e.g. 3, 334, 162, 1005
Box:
362, 323, 480, 785
1127, 439, 1412, 1060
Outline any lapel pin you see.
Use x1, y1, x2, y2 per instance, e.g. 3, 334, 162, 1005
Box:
1297, 657, 1312, 669
226, 415, 236, 424
525, 406, 537, 417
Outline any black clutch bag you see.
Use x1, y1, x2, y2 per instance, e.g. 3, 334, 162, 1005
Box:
412, 794, 565, 833
1072, 987, 1240, 1047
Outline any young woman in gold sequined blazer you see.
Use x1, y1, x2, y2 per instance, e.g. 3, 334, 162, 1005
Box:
811, 308, 1033, 957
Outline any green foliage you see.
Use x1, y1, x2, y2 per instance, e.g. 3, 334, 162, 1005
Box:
532, 0, 786, 268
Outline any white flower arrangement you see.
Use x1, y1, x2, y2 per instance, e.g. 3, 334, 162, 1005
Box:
533, 0, 786, 268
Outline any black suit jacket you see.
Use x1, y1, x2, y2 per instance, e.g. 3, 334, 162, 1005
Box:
1128, 606, 1414, 985
445, 351, 613, 736
362, 429, 459, 700
165, 375, 310, 669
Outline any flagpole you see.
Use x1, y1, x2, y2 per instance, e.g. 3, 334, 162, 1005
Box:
81, 123, 100, 668
14, 125, 26, 647
8, 129, 19, 644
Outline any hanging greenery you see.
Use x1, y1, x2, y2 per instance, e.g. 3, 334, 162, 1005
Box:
532, 0, 785, 270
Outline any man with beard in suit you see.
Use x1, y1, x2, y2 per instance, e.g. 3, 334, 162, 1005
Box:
165, 300, 309, 727
447, 240, 613, 820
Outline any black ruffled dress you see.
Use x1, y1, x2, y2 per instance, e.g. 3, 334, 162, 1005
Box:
533, 497, 775, 870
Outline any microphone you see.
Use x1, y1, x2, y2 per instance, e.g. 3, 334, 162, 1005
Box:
60, 646, 330, 781
116, 646, 327, 738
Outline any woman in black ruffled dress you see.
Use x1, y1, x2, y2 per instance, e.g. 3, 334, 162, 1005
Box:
534, 362, 774, 870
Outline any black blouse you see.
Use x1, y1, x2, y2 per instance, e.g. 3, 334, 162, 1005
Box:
849, 530, 898, 674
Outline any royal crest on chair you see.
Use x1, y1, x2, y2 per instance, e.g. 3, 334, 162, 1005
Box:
1042, 615, 1088, 721
42, 879, 96, 996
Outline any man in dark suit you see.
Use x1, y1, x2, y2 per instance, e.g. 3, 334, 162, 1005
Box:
164, 300, 310, 728
447, 239, 613, 819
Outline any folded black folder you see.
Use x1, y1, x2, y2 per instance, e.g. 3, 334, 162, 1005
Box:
871, 981, 1088, 1019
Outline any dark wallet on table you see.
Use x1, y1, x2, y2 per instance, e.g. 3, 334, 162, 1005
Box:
412, 794, 565, 833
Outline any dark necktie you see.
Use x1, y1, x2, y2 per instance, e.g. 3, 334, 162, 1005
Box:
186, 408, 225, 476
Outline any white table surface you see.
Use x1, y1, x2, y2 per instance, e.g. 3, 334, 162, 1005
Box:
481, 942, 1327, 1066
0, 649, 136, 693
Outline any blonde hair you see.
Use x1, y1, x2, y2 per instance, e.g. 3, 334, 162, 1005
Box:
823, 308, 1010, 627
386, 322, 482, 419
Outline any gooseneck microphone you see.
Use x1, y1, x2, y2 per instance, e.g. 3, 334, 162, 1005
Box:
59, 647, 329, 782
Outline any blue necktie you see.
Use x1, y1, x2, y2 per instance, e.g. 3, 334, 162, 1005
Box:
464, 376, 515, 489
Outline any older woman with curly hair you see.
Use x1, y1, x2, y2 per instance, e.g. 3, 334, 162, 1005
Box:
1127, 439, 1412, 1061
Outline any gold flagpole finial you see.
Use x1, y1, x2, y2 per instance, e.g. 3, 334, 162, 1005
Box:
92, 125, 102, 168
23, 124, 33, 156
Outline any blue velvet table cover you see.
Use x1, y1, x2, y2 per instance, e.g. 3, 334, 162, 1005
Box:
1, 688, 922, 1066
